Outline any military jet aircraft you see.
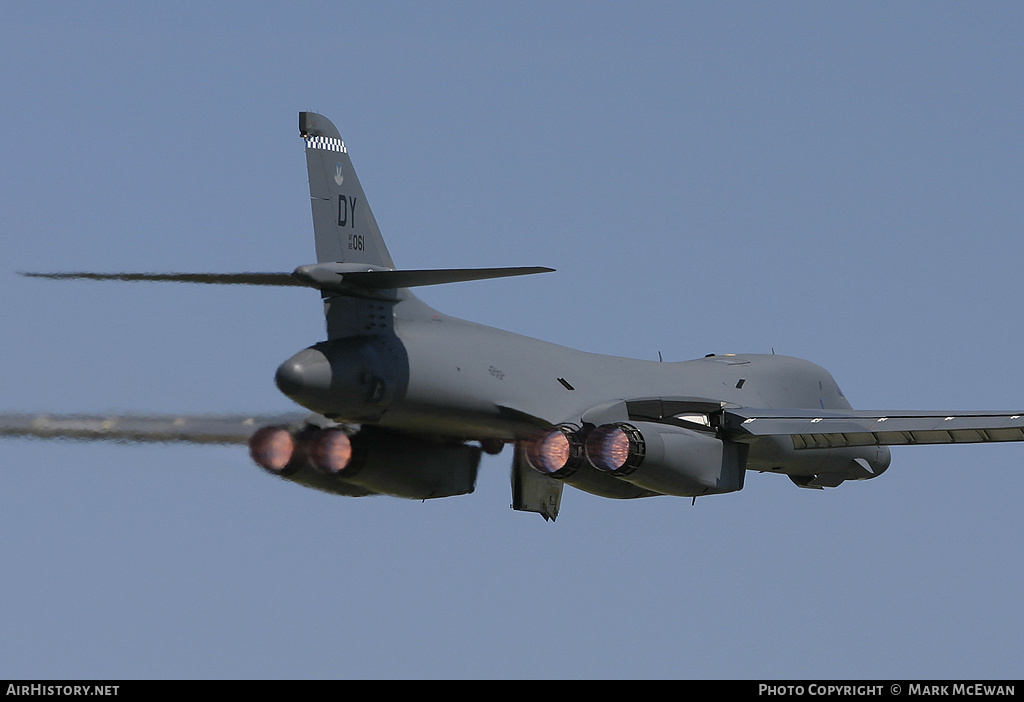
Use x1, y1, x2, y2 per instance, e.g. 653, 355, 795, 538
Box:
4, 112, 1024, 521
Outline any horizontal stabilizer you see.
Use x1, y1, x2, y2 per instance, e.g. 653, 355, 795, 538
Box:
723, 408, 1024, 449
333, 266, 555, 289
22, 265, 555, 293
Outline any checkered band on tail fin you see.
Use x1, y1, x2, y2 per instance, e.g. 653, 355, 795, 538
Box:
304, 135, 346, 153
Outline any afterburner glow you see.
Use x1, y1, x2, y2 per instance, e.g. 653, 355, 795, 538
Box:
585, 424, 633, 472
310, 428, 353, 474
524, 425, 591, 476
525, 428, 571, 474
249, 426, 296, 473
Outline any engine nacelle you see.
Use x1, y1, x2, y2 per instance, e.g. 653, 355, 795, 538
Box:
520, 425, 657, 499
249, 425, 376, 497
249, 424, 480, 500
340, 426, 480, 499
584, 421, 747, 497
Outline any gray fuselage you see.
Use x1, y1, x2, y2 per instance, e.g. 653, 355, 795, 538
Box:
275, 290, 890, 484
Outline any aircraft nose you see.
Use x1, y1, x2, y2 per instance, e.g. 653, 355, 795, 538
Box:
275, 348, 332, 397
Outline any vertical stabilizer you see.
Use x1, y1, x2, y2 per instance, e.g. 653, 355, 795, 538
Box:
300, 112, 395, 268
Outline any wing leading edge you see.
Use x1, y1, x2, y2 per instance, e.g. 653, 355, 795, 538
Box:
0, 412, 309, 444
722, 408, 1024, 449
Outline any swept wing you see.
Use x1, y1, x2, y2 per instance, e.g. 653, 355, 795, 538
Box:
0, 412, 311, 444
722, 408, 1024, 449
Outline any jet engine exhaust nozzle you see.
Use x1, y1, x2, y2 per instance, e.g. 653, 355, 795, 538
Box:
522, 426, 584, 478
249, 426, 300, 474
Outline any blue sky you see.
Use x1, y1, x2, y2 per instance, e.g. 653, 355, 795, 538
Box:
1, 3, 1022, 679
